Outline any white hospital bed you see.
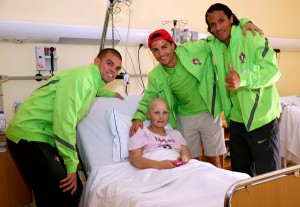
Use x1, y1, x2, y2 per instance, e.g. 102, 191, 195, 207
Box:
76, 95, 300, 207
280, 95, 300, 166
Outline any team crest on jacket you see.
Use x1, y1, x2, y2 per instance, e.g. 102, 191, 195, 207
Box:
192, 58, 202, 65
239, 52, 245, 63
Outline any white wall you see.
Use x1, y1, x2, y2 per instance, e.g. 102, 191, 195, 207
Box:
1, 0, 300, 124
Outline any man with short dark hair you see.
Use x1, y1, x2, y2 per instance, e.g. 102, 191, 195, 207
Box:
6, 48, 123, 207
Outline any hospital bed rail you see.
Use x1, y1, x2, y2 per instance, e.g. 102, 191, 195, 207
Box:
224, 164, 300, 207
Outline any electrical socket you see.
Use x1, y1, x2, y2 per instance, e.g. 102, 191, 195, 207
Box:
14, 37, 26, 44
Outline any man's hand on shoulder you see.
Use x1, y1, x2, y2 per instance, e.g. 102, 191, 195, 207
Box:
242, 22, 264, 37
129, 119, 143, 137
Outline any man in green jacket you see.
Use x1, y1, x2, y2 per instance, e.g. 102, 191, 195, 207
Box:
6, 48, 123, 207
130, 22, 262, 168
205, 3, 281, 176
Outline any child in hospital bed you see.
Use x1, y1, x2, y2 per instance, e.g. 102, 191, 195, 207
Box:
128, 98, 192, 169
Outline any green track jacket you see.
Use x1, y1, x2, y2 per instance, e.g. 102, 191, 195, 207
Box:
6, 63, 115, 173
132, 40, 222, 129
208, 25, 281, 131
132, 19, 252, 129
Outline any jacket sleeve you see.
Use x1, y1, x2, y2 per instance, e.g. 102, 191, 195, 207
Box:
239, 35, 281, 89
52, 76, 91, 174
182, 38, 208, 52
239, 18, 251, 27
132, 72, 159, 122
97, 88, 117, 97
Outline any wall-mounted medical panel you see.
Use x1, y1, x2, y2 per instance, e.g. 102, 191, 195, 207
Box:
35, 46, 57, 71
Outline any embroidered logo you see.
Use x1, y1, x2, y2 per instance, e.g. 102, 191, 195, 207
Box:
192, 58, 202, 65
239, 52, 245, 63
258, 139, 267, 144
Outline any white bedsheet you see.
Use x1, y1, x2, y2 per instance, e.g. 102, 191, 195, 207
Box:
280, 95, 300, 108
80, 150, 250, 207
280, 104, 300, 164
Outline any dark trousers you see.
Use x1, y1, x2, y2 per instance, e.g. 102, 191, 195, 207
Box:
7, 139, 83, 207
229, 118, 280, 177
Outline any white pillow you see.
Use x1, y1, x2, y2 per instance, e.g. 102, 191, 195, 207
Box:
108, 108, 142, 162
108, 108, 172, 163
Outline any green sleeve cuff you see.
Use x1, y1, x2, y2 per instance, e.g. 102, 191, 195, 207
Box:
96, 89, 115, 97
66, 163, 78, 174
239, 18, 252, 27
132, 110, 147, 122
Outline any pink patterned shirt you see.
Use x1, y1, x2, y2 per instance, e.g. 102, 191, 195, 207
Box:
128, 127, 187, 154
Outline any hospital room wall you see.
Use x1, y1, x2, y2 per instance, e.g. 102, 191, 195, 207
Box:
0, 0, 300, 124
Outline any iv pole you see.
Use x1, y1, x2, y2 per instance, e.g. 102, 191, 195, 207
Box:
100, 0, 114, 51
